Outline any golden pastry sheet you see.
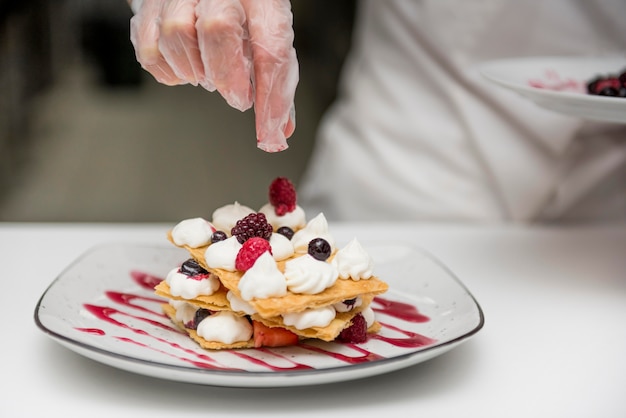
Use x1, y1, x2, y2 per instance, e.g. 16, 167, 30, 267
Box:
163, 302, 380, 349
251, 296, 375, 341
157, 282, 374, 341
155, 281, 231, 312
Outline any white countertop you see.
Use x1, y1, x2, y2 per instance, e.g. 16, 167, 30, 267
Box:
2, 222, 625, 417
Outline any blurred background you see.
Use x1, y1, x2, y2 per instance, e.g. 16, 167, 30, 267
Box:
0, 0, 356, 222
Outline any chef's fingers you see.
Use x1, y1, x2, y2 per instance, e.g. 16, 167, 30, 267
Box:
242, 0, 298, 151
158, 0, 205, 86
196, 0, 253, 110
130, 0, 186, 85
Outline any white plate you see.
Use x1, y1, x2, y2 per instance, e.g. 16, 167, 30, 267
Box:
480, 55, 626, 123
35, 243, 484, 388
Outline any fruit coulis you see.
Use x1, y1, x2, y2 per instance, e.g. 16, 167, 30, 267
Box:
528, 67, 626, 98
74, 270, 437, 372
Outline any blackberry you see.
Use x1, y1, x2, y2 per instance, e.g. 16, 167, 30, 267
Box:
276, 226, 294, 240
231, 213, 273, 244
180, 258, 208, 277
210, 230, 228, 243
308, 238, 331, 261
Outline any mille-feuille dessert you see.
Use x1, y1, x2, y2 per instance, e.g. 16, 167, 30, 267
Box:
155, 177, 389, 349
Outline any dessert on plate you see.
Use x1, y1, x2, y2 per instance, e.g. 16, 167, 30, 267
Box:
155, 177, 389, 350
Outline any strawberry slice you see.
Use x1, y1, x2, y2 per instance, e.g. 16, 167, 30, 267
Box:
253, 321, 299, 348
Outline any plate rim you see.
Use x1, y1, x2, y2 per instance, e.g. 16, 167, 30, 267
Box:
34, 242, 485, 387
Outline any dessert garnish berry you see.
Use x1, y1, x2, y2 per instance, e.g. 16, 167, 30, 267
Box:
308, 238, 331, 261
210, 230, 227, 243
235, 237, 273, 271
186, 308, 212, 330
252, 320, 299, 348
269, 177, 297, 216
179, 259, 209, 277
337, 313, 368, 343
231, 213, 273, 244
276, 226, 294, 240
586, 69, 626, 98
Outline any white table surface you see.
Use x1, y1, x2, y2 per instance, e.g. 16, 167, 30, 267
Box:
2, 222, 625, 418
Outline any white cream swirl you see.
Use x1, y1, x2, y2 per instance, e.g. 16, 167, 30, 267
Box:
196, 311, 253, 344
204, 236, 241, 271
165, 267, 220, 299
238, 252, 287, 301
291, 213, 335, 254
211, 201, 255, 234
284, 254, 338, 294
332, 238, 374, 280
169, 300, 197, 325
258, 203, 307, 231
171, 217, 215, 248
361, 306, 376, 329
282, 306, 336, 330
227, 290, 257, 315
269, 232, 294, 261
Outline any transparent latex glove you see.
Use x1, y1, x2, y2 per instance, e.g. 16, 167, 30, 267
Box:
129, 0, 298, 152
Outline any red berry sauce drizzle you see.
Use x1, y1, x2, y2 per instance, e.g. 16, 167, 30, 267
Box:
75, 270, 437, 372
528, 69, 585, 93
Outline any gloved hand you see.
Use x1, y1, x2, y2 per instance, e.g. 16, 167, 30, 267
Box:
129, 0, 298, 152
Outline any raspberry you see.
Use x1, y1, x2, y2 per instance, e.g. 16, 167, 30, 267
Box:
337, 313, 368, 343
235, 237, 273, 271
269, 177, 297, 216
231, 213, 273, 244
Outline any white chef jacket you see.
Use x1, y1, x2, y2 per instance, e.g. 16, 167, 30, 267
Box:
298, 0, 626, 222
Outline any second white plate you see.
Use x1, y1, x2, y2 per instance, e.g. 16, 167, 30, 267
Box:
480, 55, 626, 123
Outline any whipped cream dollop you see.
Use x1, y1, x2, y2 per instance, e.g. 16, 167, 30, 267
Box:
291, 213, 335, 254
361, 306, 376, 329
204, 236, 241, 271
284, 254, 338, 294
169, 300, 197, 324
196, 311, 253, 344
204, 232, 295, 273
259, 203, 307, 231
171, 217, 215, 248
227, 290, 257, 315
238, 252, 287, 301
269, 232, 295, 261
211, 202, 255, 233
282, 305, 336, 330
332, 238, 374, 280
165, 267, 221, 299
333, 296, 363, 313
